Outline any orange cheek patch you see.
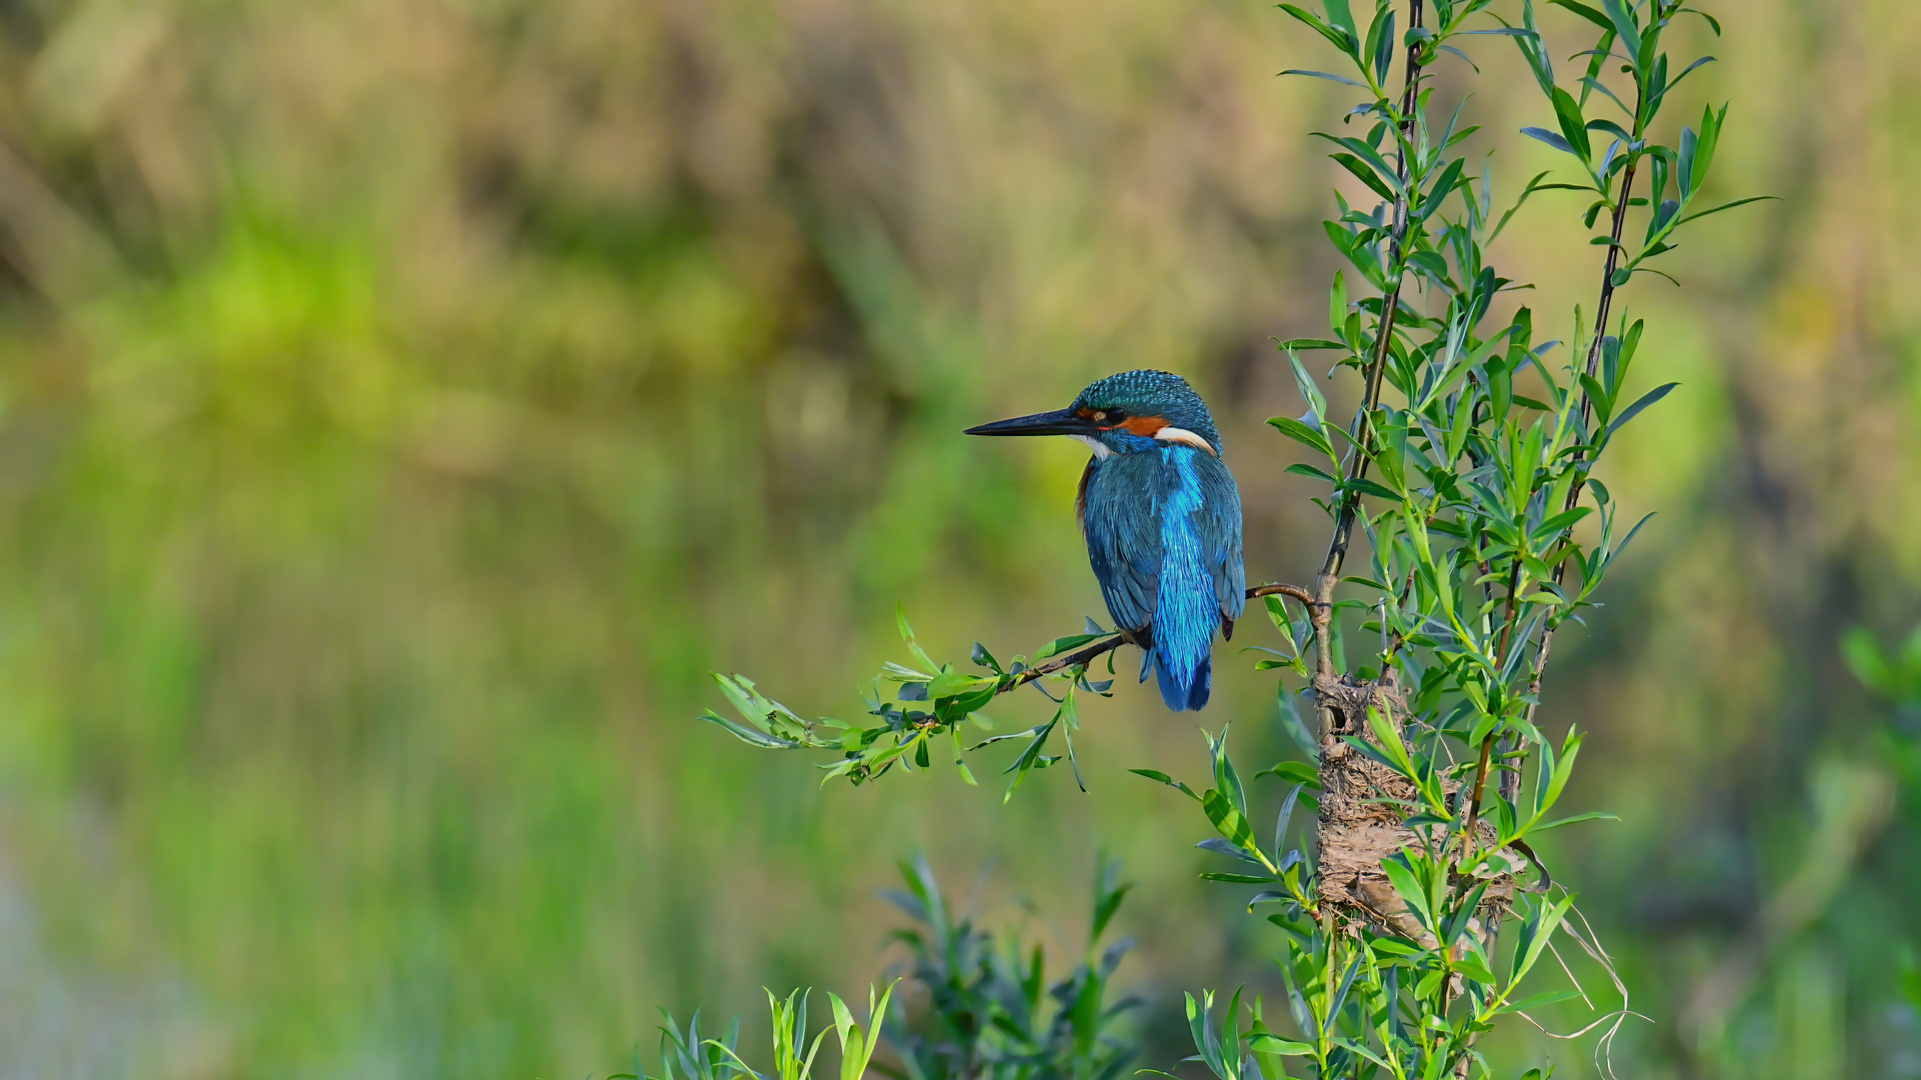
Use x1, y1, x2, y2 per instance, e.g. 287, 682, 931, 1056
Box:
1119, 416, 1169, 436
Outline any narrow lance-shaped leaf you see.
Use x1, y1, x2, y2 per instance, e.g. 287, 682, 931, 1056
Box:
1510, 893, 1577, 987
1277, 5, 1356, 56
1604, 381, 1678, 440
1286, 347, 1330, 426
1550, 86, 1593, 164
1597, 0, 1641, 71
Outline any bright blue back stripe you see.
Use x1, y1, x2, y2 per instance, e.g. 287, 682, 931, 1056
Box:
1154, 448, 1214, 708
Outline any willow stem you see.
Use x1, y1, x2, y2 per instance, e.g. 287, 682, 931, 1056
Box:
1312, 0, 1426, 741
1500, 93, 1645, 804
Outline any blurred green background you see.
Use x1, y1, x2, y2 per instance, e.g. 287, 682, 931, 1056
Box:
0, 0, 1916, 1077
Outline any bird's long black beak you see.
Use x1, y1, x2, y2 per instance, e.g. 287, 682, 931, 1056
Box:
963, 408, 1094, 437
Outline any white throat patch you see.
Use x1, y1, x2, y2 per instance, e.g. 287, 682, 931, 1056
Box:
1071, 433, 1112, 459
1154, 426, 1218, 455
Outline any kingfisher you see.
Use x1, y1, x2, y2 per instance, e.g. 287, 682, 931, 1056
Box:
966, 370, 1245, 711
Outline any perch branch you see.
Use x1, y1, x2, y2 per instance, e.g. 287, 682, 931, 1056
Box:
1009, 636, 1128, 689
1005, 583, 1318, 691
1247, 582, 1320, 607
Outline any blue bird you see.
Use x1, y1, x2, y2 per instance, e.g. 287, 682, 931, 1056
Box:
966, 370, 1245, 711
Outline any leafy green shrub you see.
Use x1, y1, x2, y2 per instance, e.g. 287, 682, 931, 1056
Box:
615, 986, 892, 1080
615, 858, 1139, 1080
880, 855, 1139, 1080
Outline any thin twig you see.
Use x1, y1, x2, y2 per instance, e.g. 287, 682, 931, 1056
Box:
1009, 636, 1128, 689
1247, 582, 1320, 607
1006, 584, 1314, 691
1502, 87, 1645, 803
1466, 559, 1526, 841
1311, 0, 1426, 740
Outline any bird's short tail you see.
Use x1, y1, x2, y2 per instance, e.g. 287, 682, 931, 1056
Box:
1141, 645, 1212, 711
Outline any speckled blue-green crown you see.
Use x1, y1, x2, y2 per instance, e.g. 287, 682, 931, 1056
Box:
1072, 370, 1221, 449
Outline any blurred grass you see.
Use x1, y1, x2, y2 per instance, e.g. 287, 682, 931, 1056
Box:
0, 0, 1915, 1077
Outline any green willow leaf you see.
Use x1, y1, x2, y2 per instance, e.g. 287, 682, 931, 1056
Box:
1549, 87, 1592, 163
1546, 0, 1613, 31
1521, 126, 1574, 156
1280, 68, 1372, 90
1268, 416, 1337, 458
1675, 194, 1779, 227
1604, 381, 1678, 439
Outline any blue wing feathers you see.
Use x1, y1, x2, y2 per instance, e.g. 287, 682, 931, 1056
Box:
1082, 453, 1161, 634
1193, 452, 1245, 624
1080, 445, 1244, 712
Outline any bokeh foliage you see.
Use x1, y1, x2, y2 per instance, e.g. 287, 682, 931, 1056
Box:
0, 0, 1915, 1078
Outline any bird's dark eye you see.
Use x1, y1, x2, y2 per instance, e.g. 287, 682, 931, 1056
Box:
1106, 409, 1127, 422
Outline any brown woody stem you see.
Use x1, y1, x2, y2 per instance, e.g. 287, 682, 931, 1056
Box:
1311, 0, 1426, 741
1248, 582, 1320, 607
1501, 101, 1644, 803
1008, 636, 1128, 689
